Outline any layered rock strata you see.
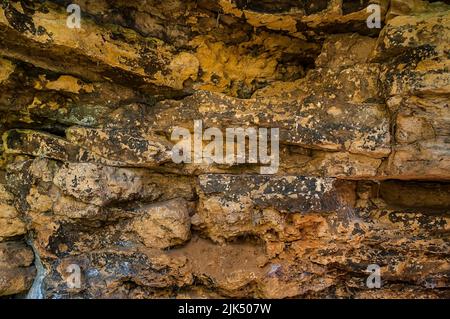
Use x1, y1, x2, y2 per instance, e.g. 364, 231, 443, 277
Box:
0, 0, 449, 298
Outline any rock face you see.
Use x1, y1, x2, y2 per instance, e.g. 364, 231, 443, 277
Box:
0, 241, 35, 296
0, 0, 449, 299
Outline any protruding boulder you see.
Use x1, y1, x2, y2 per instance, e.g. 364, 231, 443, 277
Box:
194, 174, 356, 242
129, 198, 191, 249
53, 163, 151, 206
0, 241, 36, 296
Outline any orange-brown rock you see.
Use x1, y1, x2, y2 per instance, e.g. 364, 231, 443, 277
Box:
0, 0, 449, 299
0, 241, 36, 296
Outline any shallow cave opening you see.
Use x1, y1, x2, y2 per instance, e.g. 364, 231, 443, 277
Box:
377, 180, 450, 213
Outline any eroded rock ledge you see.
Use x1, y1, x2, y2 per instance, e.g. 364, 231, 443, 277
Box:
0, 0, 449, 299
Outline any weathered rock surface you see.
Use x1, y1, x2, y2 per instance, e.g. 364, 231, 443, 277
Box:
0, 241, 36, 296
0, 173, 26, 241
129, 198, 191, 249
194, 174, 356, 242
373, 7, 450, 180
0, 0, 449, 299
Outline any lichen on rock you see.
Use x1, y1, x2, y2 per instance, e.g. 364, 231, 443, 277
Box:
0, 0, 449, 299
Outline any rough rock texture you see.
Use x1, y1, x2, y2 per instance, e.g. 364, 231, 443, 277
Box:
0, 0, 449, 299
0, 241, 35, 296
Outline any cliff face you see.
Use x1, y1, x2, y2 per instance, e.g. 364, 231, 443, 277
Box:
0, 0, 449, 299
